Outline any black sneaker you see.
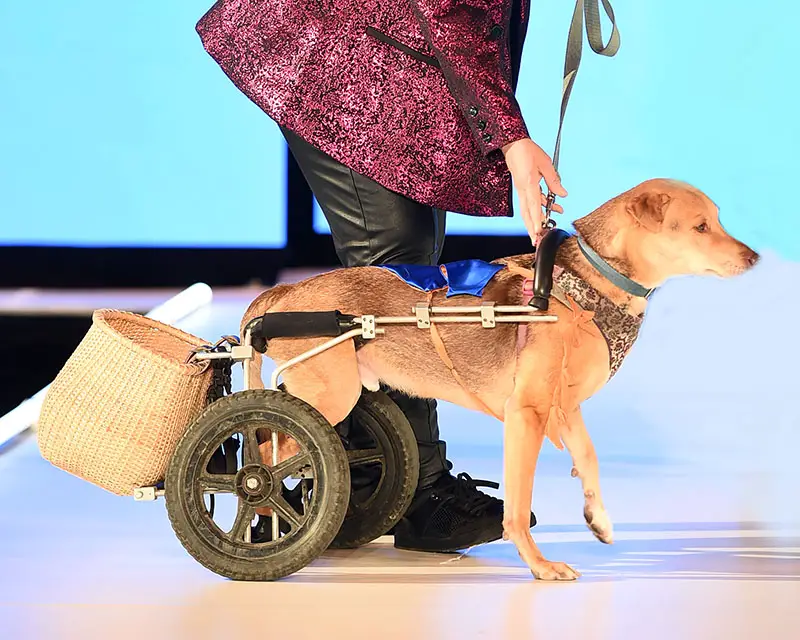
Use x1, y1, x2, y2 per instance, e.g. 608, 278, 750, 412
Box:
393, 472, 537, 553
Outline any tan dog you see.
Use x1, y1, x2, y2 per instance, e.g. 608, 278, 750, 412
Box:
241, 178, 758, 580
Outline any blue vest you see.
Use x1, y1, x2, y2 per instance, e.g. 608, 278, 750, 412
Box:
379, 260, 505, 298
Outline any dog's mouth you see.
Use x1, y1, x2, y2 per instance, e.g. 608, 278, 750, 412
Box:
703, 263, 753, 278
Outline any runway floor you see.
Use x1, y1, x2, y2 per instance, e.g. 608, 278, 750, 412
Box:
2, 275, 799, 640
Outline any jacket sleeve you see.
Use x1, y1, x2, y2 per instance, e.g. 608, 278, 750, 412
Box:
409, 0, 529, 156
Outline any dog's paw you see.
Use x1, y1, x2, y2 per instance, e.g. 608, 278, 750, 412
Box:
357, 363, 381, 392
361, 378, 380, 392
531, 560, 581, 581
584, 504, 614, 544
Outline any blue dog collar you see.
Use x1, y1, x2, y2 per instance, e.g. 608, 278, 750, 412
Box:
577, 235, 655, 299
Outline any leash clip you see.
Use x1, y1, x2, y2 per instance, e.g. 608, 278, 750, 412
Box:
542, 192, 558, 230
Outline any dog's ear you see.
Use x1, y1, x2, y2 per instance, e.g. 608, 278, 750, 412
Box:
626, 192, 672, 232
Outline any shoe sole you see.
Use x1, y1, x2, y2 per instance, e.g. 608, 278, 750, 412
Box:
393, 527, 504, 554
392, 513, 536, 553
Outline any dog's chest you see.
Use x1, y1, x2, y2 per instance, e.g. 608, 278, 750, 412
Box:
555, 269, 644, 378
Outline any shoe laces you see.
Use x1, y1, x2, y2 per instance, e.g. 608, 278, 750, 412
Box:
442, 472, 501, 517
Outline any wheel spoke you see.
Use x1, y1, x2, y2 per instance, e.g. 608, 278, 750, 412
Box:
242, 425, 262, 466
267, 493, 305, 532
199, 473, 236, 493
347, 448, 383, 467
229, 500, 255, 542
271, 452, 312, 483
301, 480, 310, 514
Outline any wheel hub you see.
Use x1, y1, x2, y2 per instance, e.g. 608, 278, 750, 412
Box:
234, 464, 274, 505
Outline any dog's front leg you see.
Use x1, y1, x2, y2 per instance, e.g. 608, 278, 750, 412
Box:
561, 408, 613, 544
503, 397, 581, 581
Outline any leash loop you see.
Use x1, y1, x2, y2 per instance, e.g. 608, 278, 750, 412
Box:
543, 0, 621, 229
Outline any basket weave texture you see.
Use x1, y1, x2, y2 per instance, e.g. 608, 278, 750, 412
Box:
37, 310, 213, 496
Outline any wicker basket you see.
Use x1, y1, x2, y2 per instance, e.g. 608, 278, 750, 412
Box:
37, 310, 214, 496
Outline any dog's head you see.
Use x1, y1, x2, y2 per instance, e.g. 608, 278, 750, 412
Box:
613, 179, 759, 281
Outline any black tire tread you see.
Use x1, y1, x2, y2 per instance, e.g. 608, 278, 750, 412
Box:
165, 389, 350, 581
330, 390, 419, 549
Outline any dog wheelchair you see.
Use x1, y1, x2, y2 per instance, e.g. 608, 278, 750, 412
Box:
129, 0, 615, 582
128, 231, 571, 582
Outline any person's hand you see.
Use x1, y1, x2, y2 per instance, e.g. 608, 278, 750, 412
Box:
502, 137, 567, 244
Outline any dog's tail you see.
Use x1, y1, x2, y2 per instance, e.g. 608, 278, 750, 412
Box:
240, 284, 292, 337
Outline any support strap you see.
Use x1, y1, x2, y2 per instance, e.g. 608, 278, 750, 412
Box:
506, 263, 572, 309
505, 263, 535, 280
543, 297, 596, 450
425, 292, 503, 421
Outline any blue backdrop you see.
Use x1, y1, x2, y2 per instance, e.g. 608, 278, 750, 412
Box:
0, 1, 286, 248
1, 1, 797, 259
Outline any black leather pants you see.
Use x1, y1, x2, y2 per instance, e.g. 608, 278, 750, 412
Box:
281, 126, 449, 489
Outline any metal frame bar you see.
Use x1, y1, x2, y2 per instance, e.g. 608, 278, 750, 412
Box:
268, 327, 369, 391
190, 304, 558, 393
263, 305, 556, 390
375, 315, 556, 324
427, 305, 544, 314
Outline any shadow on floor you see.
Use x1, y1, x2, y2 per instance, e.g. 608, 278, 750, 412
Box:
282, 525, 800, 585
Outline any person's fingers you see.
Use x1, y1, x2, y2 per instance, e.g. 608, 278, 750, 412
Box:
517, 188, 537, 242
539, 160, 567, 198
526, 185, 544, 238
540, 191, 564, 214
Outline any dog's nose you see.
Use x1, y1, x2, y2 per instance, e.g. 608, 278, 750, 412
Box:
745, 250, 760, 267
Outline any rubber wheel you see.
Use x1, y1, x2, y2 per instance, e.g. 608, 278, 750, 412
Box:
164, 389, 350, 581
330, 390, 420, 549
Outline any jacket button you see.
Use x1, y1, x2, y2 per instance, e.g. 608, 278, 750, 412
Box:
468, 106, 479, 117
477, 120, 487, 131
482, 133, 493, 144
489, 24, 504, 40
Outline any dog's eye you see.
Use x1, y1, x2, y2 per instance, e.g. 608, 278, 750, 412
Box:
695, 222, 709, 233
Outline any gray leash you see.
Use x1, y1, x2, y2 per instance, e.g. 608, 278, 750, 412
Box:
543, 0, 621, 229
532, 2, 651, 303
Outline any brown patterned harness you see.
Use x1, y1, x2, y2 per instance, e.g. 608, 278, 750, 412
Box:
551, 267, 644, 378
507, 263, 643, 379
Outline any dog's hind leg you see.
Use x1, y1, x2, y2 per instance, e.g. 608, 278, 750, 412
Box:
356, 355, 381, 392
274, 339, 362, 426
245, 353, 265, 390
254, 339, 361, 519
561, 408, 614, 544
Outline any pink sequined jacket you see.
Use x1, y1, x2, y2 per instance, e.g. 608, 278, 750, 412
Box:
196, 0, 530, 217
